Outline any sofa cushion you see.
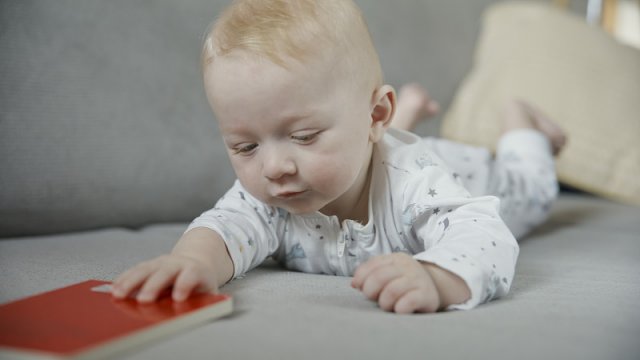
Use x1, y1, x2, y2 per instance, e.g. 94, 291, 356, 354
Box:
441, 2, 640, 206
1, 195, 639, 359
0, 1, 236, 237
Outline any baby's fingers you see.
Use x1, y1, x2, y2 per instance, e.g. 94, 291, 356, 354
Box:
378, 277, 415, 312
351, 255, 393, 289
136, 261, 182, 303
394, 288, 439, 314
172, 264, 218, 302
112, 261, 157, 299
360, 266, 401, 301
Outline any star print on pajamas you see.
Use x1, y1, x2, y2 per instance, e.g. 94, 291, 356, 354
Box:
286, 243, 306, 262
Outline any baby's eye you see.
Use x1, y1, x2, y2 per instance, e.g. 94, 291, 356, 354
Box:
234, 143, 258, 155
291, 132, 319, 144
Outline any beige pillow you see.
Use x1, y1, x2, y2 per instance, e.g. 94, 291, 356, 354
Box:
441, 1, 640, 206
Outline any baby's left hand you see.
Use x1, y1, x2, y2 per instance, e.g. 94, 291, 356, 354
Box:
351, 253, 441, 313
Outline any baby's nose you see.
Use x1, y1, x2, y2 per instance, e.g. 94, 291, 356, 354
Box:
262, 148, 297, 180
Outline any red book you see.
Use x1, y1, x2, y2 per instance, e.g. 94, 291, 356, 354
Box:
0, 280, 233, 359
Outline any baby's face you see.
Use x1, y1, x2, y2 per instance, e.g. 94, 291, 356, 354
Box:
204, 52, 377, 217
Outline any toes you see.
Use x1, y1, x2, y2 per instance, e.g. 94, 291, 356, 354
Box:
426, 100, 440, 116
551, 134, 568, 155
398, 83, 438, 118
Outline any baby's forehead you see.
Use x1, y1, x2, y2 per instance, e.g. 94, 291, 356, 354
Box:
207, 48, 343, 89
206, 54, 340, 117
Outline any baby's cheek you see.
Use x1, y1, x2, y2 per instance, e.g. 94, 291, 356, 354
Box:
235, 168, 266, 199
308, 157, 356, 192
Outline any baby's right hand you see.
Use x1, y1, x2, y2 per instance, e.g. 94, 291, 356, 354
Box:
112, 254, 218, 303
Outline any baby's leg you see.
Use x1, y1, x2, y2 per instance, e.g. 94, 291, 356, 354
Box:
487, 100, 566, 238
503, 99, 567, 155
390, 83, 439, 132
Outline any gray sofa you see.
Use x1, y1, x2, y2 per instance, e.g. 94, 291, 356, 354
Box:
1, 1, 639, 359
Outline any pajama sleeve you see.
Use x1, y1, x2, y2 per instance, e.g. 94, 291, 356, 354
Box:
186, 180, 282, 279
403, 161, 519, 310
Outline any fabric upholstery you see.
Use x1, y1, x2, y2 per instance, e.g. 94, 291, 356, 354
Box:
0, 1, 236, 236
1, 195, 639, 359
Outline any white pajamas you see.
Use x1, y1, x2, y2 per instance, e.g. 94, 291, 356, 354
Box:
424, 128, 558, 238
188, 128, 555, 310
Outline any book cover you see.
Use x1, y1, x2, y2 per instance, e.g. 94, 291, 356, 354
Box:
0, 280, 233, 359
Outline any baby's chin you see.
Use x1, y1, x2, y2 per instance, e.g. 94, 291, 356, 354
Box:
274, 204, 321, 216
264, 200, 324, 217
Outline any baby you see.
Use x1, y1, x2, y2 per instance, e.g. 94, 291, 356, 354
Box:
113, 0, 565, 313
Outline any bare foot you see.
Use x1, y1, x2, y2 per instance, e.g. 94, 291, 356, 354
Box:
391, 83, 440, 131
503, 99, 567, 155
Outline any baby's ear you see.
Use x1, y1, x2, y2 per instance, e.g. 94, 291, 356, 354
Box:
369, 84, 395, 142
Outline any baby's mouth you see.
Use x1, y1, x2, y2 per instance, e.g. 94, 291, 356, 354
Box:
274, 190, 307, 199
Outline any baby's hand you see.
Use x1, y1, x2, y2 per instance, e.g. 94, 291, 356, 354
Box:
351, 253, 441, 314
112, 254, 218, 303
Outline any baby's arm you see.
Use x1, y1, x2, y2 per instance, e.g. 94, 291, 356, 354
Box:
351, 253, 469, 313
112, 227, 233, 303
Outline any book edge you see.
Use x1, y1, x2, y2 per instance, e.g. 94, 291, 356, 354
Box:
74, 296, 233, 360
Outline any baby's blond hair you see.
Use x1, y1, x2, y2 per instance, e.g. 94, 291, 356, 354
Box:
202, 0, 383, 92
